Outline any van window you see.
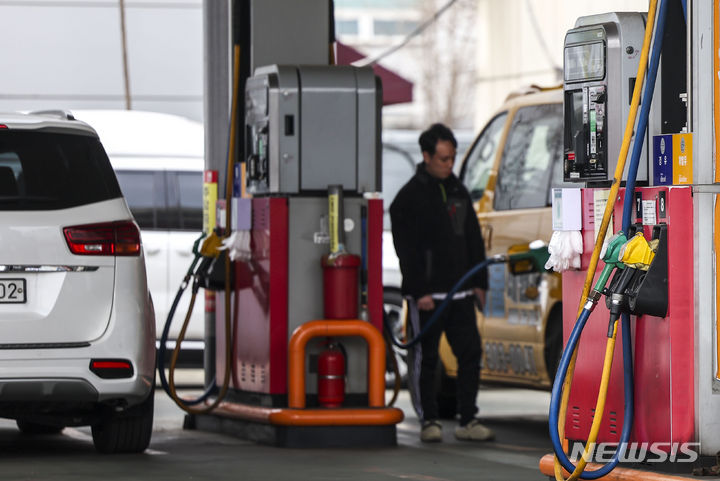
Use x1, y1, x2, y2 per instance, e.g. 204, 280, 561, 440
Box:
494, 104, 562, 210
173, 171, 203, 231
461, 112, 508, 200
116, 170, 161, 229
116, 170, 202, 231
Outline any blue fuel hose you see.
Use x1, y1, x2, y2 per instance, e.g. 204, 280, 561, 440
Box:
622, 0, 668, 232
680, 0, 686, 23
549, 306, 634, 478
388, 256, 499, 350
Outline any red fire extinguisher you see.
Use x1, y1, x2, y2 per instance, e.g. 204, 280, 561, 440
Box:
318, 341, 345, 408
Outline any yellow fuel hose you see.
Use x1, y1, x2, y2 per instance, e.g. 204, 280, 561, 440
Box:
716, 197, 720, 380
553, 1, 657, 479
166, 44, 242, 414
561, 323, 619, 479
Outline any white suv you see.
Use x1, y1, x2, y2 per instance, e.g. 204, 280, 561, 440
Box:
0, 111, 156, 453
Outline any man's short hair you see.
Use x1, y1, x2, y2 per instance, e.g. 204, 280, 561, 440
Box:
419, 123, 457, 156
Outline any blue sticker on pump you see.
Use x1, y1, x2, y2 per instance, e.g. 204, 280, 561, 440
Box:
653, 135, 673, 185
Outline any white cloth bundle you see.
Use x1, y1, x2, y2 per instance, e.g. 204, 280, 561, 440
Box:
544, 230, 583, 272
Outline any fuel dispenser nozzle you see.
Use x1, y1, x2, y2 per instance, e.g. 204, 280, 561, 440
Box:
603, 233, 659, 336
503, 242, 551, 274
391, 244, 550, 351
605, 268, 637, 335
618, 233, 657, 270
590, 233, 627, 303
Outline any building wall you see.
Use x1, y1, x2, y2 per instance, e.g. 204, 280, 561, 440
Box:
0, 0, 203, 121
0, 0, 653, 130
335, 0, 424, 128
336, 0, 481, 130
337, 0, 654, 131
474, 0, 649, 129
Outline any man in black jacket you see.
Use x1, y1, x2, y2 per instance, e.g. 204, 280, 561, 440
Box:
390, 123, 493, 443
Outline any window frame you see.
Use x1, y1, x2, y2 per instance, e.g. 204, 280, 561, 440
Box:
115, 169, 165, 230
166, 170, 203, 232
492, 103, 563, 211
459, 111, 509, 201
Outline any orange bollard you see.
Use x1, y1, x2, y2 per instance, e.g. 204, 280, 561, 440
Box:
287, 320, 386, 409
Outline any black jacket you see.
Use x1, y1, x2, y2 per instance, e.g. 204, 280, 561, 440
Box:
390, 163, 487, 299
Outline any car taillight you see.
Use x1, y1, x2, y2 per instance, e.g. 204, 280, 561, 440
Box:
63, 220, 141, 256
89, 359, 134, 379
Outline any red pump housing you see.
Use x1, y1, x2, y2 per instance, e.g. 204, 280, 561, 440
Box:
317, 342, 345, 408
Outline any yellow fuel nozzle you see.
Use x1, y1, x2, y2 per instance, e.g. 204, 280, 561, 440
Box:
199, 230, 224, 258
619, 233, 656, 270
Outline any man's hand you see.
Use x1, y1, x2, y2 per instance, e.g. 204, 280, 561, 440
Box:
417, 294, 435, 311
474, 288, 486, 310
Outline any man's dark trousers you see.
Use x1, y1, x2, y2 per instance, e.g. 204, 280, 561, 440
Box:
418, 296, 481, 425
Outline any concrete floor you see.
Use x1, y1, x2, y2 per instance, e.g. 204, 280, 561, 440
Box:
0, 379, 554, 481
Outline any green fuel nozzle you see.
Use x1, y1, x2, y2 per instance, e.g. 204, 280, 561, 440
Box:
505, 243, 550, 274
590, 233, 627, 302
601, 232, 659, 337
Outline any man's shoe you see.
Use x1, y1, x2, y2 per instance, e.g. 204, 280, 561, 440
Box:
420, 420, 443, 443
454, 419, 495, 441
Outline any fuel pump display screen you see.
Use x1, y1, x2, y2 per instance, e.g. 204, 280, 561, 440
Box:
565, 42, 604, 82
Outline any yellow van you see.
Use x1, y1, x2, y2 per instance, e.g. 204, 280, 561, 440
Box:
402, 86, 571, 417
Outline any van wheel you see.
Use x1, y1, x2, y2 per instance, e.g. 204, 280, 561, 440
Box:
16, 420, 64, 435
383, 289, 408, 387
92, 387, 154, 454
544, 306, 563, 381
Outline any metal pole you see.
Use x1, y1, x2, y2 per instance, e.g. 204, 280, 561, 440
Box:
202, 0, 231, 389
118, 0, 132, 110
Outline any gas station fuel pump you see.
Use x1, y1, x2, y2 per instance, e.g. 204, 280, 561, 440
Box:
543, 2, 703, 479
199, 64, 402, 447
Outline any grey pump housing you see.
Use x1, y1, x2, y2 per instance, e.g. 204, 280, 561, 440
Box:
563, 12, 661, 184
245, 64, 382, 195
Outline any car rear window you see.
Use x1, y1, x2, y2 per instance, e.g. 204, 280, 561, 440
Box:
0, 129, 121, 210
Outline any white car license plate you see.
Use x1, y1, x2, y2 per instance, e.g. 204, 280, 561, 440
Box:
0, 279, 26, 303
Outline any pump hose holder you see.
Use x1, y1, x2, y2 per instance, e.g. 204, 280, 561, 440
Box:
628, 224, 668, 318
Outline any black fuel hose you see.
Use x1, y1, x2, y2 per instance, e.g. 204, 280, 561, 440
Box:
157, 254, 216, 405
388, 256, 501, 350
381, 310, 402, 407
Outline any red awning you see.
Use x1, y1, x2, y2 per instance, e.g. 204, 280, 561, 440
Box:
336, 42, 413, 106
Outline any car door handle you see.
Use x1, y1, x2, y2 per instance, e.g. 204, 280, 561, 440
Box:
176, 250, 192, 257
146, 248, 161, 256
